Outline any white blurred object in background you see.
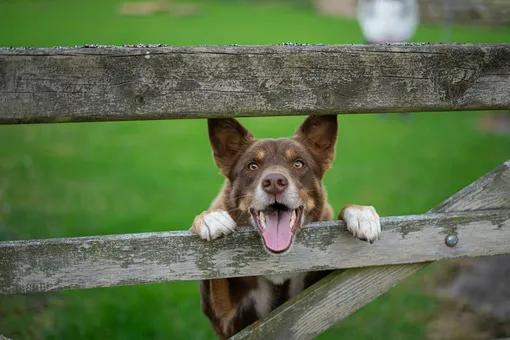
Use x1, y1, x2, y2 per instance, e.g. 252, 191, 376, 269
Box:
356, 0, 420, 121
357, 0, 420, 43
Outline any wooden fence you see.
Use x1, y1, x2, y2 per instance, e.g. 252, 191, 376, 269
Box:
0, 43, 509, 339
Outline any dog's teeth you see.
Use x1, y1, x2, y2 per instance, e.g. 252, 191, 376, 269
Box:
290, 210, 296, 226
260, 212, 266, 230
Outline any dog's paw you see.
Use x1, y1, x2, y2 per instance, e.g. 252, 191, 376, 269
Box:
190, 210, 237, 241
340, 205, 381, 244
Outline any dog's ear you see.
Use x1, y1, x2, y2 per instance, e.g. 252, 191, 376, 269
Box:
208, 118, 254, 177
294, 115, 338, 174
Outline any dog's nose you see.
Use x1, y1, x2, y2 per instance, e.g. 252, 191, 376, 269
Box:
262, 173, 288, 194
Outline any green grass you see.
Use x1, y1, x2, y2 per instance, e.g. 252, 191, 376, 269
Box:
1, 1, 510, 339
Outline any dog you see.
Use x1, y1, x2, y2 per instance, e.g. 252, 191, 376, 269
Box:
190, 115, 381, 339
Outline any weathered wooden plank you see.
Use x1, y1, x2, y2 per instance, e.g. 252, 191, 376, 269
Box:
430, 160, 510, 213
0, 43, 509, 124
1, 209, 509, 295
231, 263, 428, 340
426, 162, 510, 335
234, 160, 510, 340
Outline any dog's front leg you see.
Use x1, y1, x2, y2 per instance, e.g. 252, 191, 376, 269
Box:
339, 204, 381, 244
190, 210, 237, 241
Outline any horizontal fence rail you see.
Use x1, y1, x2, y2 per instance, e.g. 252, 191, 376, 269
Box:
0, 43, 509, 124
1, 209, 509, 295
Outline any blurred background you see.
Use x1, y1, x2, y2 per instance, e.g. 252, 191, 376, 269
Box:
0, 0, 509, 339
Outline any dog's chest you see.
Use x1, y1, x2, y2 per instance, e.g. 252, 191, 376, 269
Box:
247, 273, 308, 318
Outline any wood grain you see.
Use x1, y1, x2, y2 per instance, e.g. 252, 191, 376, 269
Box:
1, 208, 509, 295
233, 160, 510, 339
231, 264, 428, 340
430, 160, 510, 213
0, 43, 509, 124
428, 160, 510, 327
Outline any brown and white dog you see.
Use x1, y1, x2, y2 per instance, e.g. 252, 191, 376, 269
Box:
190, 115, 381, 339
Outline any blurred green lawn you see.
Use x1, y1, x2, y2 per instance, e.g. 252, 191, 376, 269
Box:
1, 1, 509, 339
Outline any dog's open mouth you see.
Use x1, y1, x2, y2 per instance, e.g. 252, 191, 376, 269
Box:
250, 203, 304, 254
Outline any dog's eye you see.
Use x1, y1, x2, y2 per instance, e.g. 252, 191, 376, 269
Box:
294, 160, 304, 169
248, 162, 258, 171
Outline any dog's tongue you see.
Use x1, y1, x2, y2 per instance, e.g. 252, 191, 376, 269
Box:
262, 210, 293, 253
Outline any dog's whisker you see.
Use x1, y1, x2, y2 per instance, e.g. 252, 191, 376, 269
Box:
232, 193, 253, 200
234, 212, 246, 225
222, 207, 243, 214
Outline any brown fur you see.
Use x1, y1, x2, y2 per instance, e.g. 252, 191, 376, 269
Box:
196, 115, 357, 338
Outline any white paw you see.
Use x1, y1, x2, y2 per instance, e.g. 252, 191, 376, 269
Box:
191, 210, 237, 241
342, 205, 381, 244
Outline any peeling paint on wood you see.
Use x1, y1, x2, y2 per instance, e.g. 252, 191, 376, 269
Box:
232, 160, 510, 339
0, 44, 509, 124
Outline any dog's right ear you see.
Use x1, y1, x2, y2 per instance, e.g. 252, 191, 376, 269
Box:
208, 118, 254, 177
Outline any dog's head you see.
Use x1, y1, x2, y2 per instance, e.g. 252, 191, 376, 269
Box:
208, 115, 338, 254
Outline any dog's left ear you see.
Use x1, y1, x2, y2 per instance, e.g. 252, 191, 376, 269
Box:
208, 118, 254, 177
294, 115, 338, 174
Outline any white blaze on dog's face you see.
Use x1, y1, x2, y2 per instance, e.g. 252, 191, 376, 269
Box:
208, 115, 338, 254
